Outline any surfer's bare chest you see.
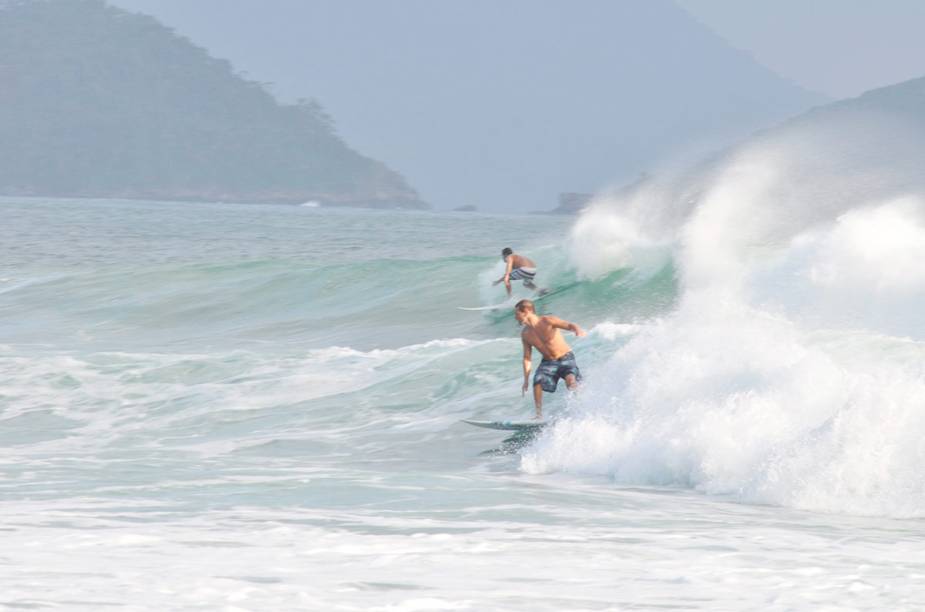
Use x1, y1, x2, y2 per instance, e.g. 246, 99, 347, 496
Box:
522, 320, 568, 360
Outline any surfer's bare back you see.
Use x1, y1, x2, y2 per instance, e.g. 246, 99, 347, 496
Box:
493, 247, 538, 296
514, 299, 585, 419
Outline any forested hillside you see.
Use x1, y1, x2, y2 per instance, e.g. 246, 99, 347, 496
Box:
0, 0, 424, 207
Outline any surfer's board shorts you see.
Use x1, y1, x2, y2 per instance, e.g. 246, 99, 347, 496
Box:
509, 267, 537, 282
533, 351, 582, 392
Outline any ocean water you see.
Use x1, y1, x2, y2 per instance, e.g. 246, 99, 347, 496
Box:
3, 195, 925, 611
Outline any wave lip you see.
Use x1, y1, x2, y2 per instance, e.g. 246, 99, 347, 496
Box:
534, 106, 925, 518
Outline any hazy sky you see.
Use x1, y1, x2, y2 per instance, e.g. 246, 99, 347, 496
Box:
109, 0, 925, 102
108, 0, 825, 211
102, 0, 925, 211
679, 0, 925, 98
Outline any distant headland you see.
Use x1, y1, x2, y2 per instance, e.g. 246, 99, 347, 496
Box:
0, 0, 427, 210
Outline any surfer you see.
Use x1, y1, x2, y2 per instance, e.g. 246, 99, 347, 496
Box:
514, 299, 585, 419
493, 247, 540, 296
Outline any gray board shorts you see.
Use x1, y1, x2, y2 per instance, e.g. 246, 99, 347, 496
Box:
533, 351, 582, 392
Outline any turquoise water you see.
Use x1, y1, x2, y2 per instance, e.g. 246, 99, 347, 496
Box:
3, 197, 925, 610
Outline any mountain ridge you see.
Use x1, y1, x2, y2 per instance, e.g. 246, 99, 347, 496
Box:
0, 0, 426, 208
108, 0, 830, 210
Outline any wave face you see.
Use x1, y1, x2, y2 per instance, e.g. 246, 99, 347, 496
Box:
526, 110, 925, 517
1, 198, 660, 502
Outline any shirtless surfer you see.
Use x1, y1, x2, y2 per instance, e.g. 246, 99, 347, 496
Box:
493, 247, 541, 296
514, 299, 585, 419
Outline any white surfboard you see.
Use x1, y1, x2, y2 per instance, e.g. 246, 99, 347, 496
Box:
462, 419, 548, 431
456, 283, 576, 312
456, 302, 514, 312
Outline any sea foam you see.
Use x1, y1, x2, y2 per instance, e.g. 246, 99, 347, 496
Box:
527, 112, 925, 517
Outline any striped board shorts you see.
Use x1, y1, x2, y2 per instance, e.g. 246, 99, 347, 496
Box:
509, 267, 536, 281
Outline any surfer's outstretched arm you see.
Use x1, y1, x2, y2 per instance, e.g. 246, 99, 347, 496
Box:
547, 316, 587, 337
522, 336, 543, 418
521, 336, 533, 396
491, 275, 512, 297
498, 257, 514, 296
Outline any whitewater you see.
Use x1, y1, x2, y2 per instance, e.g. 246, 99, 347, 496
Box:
3, 183, 925, 609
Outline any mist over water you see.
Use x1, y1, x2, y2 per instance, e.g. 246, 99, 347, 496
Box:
532, 110, 925, 518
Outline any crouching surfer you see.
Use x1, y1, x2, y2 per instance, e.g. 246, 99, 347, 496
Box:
514, 299, 585, 419
493, 247, 540, 296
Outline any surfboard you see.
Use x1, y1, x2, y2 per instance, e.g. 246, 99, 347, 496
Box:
457, 302, 515, 312
456, 283, 573, 311
462, 419, 548, 431
533, 283, 575, 300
